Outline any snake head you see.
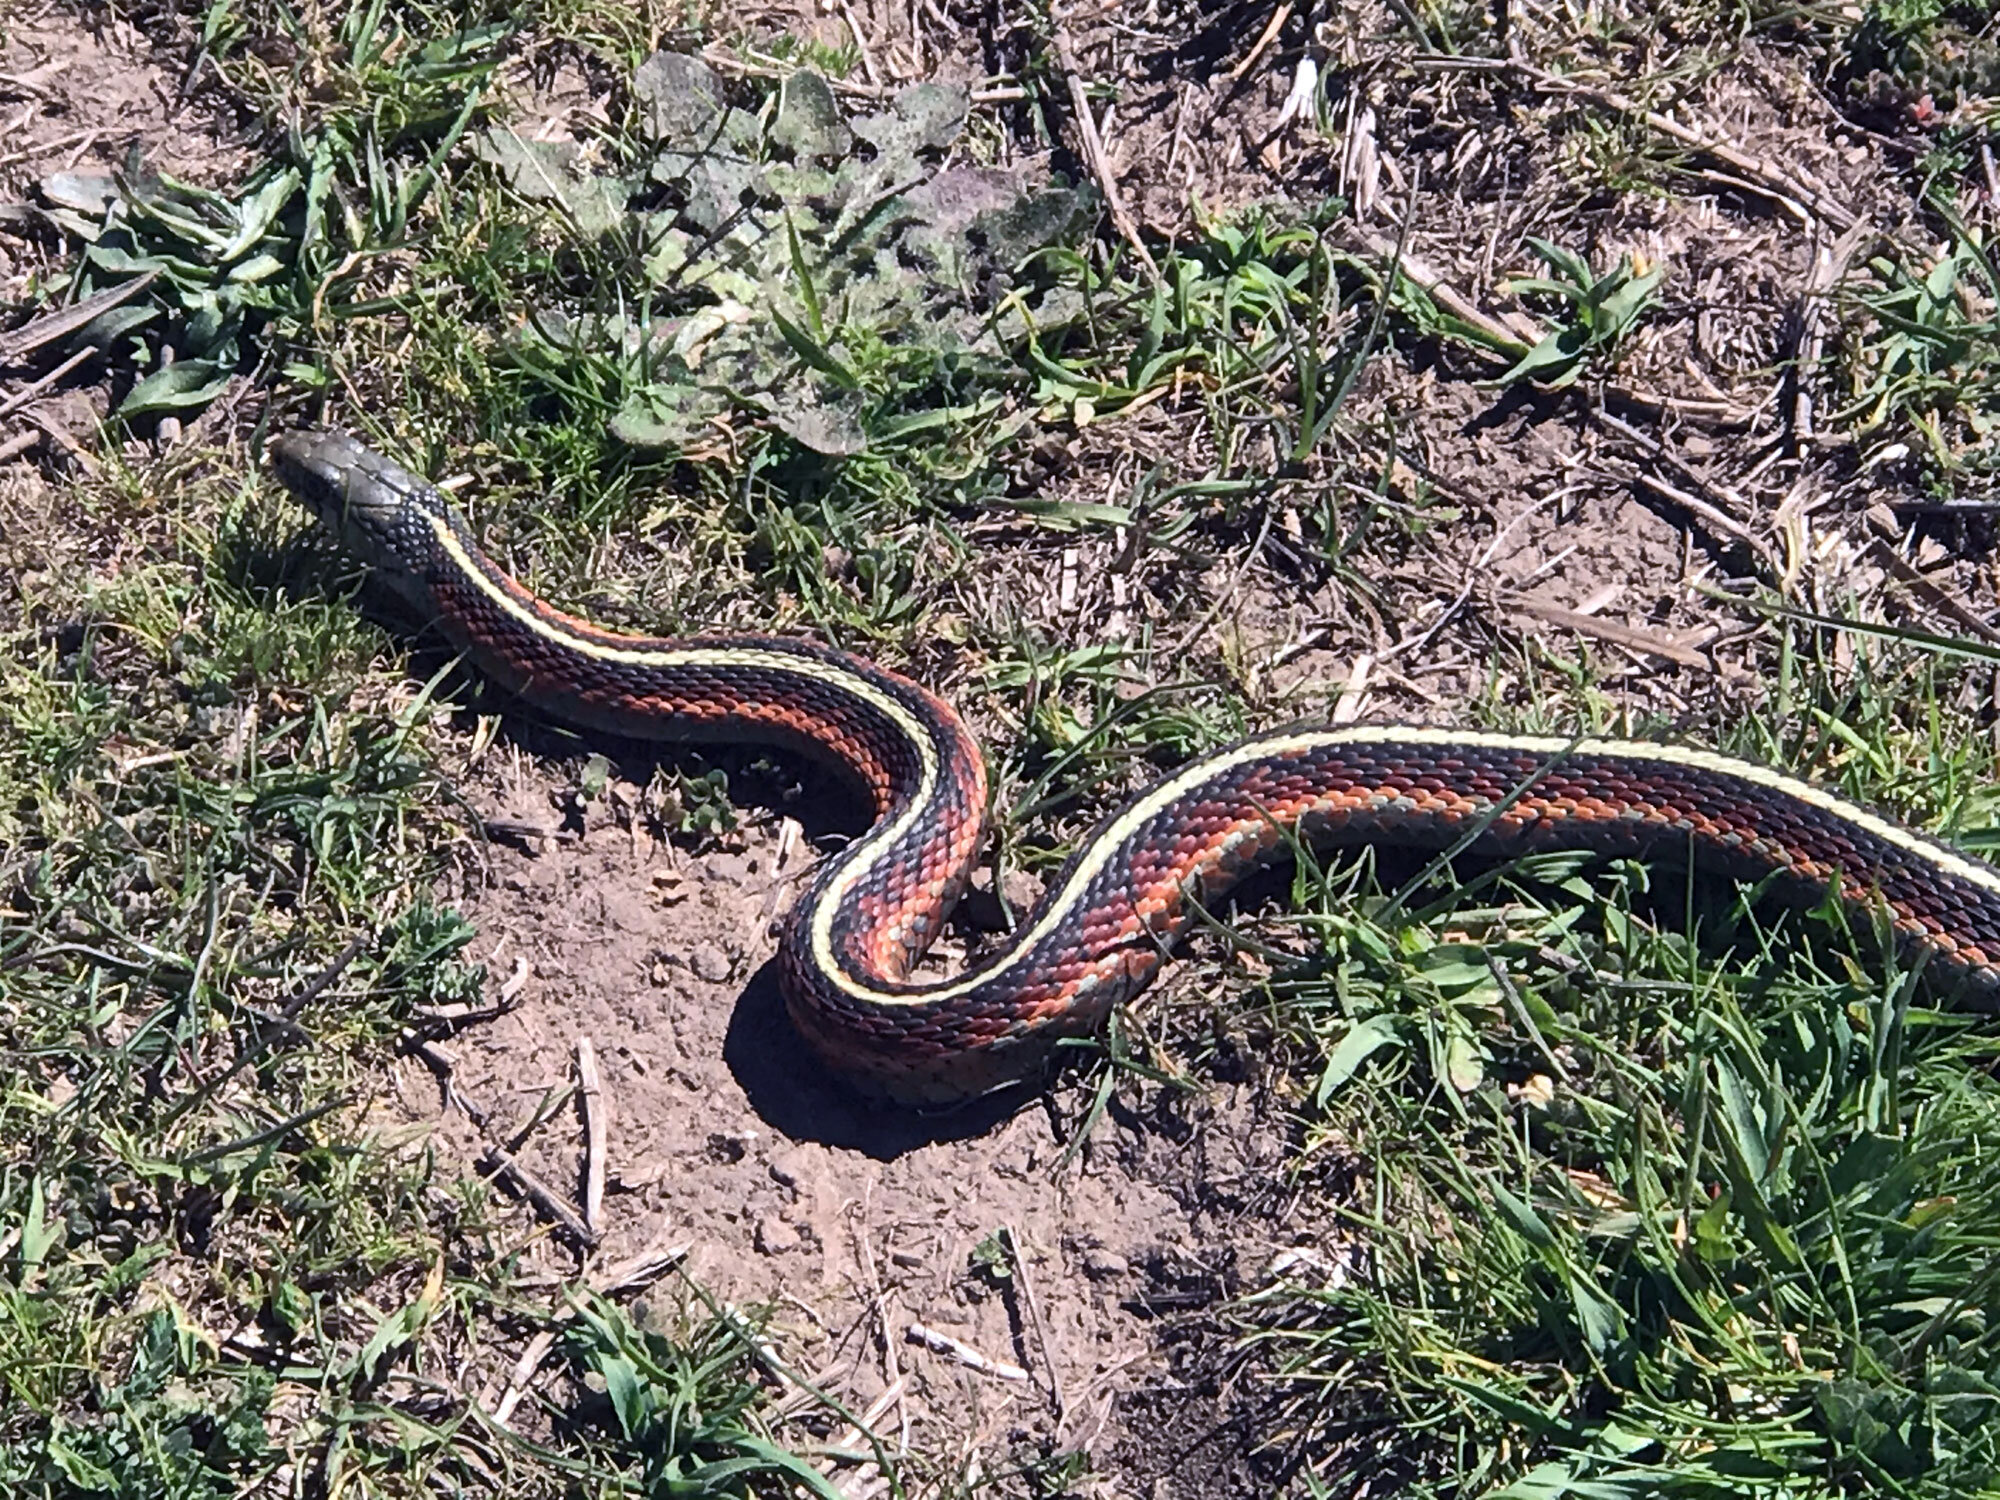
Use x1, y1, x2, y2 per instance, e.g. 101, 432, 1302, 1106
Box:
270, 428, 439, 612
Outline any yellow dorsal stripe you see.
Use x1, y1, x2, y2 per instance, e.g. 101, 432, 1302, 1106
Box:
421, 516, 2000, 1012
425, 518, 946, 992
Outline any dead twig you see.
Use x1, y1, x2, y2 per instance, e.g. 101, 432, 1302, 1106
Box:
1630, 470, 1780, 577
0, 269, 159, 366
1002, 1227, 1068, 1422
1418, 56, 1863, 233
907, 1322, 1029, 1382
1508, 595, 1715, 671
0, 347, 95, 419
491, 1330, 558, 1428
1863, 506, 2000, 645
1352, 228, 1539, 354
1053, 31, 1160, 282
839, 0, 883, 87
406, 1038, 597, 1249
575, 1037, 608, 1236
1784, 220, 1872, 449
1226, 1, 1292, 83
480, 1143, 600, 1251
1595, 410, 1782, 577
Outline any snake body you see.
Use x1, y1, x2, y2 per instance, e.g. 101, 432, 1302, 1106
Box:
273, 430, 2000, 1102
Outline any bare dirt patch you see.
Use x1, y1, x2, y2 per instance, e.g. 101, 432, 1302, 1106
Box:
379, 728, 1341, 1490
0, 6, 251, 214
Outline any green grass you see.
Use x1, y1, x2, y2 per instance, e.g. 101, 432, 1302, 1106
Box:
11, 0, 2000, 1495
1231, 867, 2000, 1496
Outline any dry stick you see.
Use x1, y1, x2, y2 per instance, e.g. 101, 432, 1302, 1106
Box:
1594, 409, 1782, 576
1003, 1228, 1068, 1422
0, 268, 159, 364
575, 1037, 608, 1236
413, 964, 529, 1030
1786, 219, 1872, 447
479, 1143, 599, 1251
839, 0, 884, 87
1525, 66, 1862, 233
1226, 0, 1293, 83
1508, 595, 1714, 671
817, 1378, 908, 1480
408, 1038, 598, 1248
1630, 470, 1780, 576
0, 346, 94, 419
851, 1204, 903, 1397
1352, 229, 1539, 353
1695, 166, 1811, 227
1863, 506, 2000, 646
0, 124, 101, 171
491, 1331, 558, 1427
907, 1322, 1029, 1382
1053, 32, 1160, 283
1415, 55, 1861, 233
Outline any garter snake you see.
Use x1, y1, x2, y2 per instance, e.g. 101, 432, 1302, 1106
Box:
272, 428, 2000, 1103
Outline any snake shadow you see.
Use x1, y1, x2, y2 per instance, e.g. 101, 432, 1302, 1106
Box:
721, 957, 1035, 1158
243, 524, 1042, 1153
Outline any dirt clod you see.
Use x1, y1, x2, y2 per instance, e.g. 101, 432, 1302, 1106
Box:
1083, 1247, 1131, 1279
687, 940, 733, 983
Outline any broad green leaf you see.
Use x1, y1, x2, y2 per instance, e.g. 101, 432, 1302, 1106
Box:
118, 358, 229, 416
472, 130, 632, 238
1488, 1180, 1557, 1249
1496, 323, 1589, 387
1314, 1014, 1403, 1105
599, 1350, 647, 1436
1527, 235, 1594, 288
633, 49, 727, 148
73, 302, 158, 350
768, 391, 866, 455
1443, 1026, 1487, 1092
610, 385, 715, 450
216, 167, 300, 260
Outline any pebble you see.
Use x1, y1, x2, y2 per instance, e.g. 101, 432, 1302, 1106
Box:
961, 867, 1047, 931
688, 942, 732, 983
1082, 1248, 1129, 1280
754, 1215, 801, 1255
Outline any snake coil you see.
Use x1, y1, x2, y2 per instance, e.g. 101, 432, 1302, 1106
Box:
273, 429, 2000, 1102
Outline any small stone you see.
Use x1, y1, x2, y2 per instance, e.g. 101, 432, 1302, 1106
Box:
960, 867, 1047, 932
1082, 1248, 1129, 1280
754, 1215, 800, 1255
688, 942, 732, 983
768, 1153, 803, 1190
